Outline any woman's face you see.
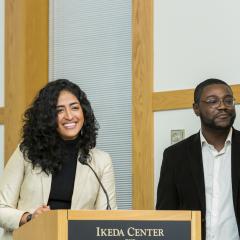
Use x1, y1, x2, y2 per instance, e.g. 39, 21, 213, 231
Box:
56, 90, 84, 140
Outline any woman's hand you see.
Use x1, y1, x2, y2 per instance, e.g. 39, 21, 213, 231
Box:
32, 205, 50, 219
19, 205, 50, 226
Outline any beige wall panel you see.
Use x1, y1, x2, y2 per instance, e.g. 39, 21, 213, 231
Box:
132, 0, 154, 209
5, 0, 48, 163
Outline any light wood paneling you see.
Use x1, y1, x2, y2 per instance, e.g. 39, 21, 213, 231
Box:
5, 0, 48, 163
153, 89, 194, 111
232, 84, 240, 103
14, 210, 200, 239
0, 107, 4, 124
132, 0, 154, 209
153, 84, 240, 111
68, 210, 193, 220
191, 211, 201, 240
13, 210, 68, 240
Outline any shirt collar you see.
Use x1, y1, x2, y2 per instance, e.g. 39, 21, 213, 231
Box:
200, 127, 232, 147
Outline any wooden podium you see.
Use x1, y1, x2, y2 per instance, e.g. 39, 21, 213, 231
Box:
13, 210, 201, 240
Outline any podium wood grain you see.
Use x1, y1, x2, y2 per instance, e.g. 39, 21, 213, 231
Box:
13, 211, 67, 240
13, 210, 201, 240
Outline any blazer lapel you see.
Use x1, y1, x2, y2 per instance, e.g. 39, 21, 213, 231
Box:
31, 167, 52, 205
71, 161, 90, 209
231, 129, 240, 214
188, 133, 206, 213
41, 171, 52, 205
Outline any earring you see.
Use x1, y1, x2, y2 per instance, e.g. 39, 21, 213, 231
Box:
80, 129, 83, 136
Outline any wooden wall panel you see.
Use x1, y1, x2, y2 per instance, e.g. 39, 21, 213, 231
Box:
132, 0, 154, 209
232, 85, 240, 103
132, 0, 240, 210
5, 0, 48, 163
152, 84, 240, 111
152, 89, 194, 111
0, 107, 4, 124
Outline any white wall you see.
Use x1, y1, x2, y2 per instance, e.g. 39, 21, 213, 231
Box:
154, 0, 240, 91
154, 0, 240, 203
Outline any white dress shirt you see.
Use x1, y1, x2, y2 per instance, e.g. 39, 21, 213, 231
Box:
200, 128, 239, 240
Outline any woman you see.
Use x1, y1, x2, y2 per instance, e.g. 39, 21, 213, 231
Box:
0, 79, 117, 239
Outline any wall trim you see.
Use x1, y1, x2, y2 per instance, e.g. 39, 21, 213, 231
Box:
152, 84, 240, 111
5, 0, 48, 163
0, 107, 4, 124
153, 89, 194, 111
132, 0, 154, 209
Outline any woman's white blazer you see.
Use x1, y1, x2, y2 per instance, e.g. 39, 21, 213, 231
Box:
0, 146, 117, 239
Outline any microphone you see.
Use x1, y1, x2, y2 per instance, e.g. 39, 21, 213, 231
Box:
79, 156, 111, 210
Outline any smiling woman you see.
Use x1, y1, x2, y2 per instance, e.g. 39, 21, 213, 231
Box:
56, 90, 85, 140
0, 79, 117, 240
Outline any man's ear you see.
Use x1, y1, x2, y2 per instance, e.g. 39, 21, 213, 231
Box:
193, 103, 200, 116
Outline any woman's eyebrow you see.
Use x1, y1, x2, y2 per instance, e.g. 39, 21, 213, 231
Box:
56, 102, 79, 108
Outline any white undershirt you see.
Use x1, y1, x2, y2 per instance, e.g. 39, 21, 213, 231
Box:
200, 128, 239, 240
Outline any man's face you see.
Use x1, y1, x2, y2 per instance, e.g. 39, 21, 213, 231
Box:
193, 84, 236, 130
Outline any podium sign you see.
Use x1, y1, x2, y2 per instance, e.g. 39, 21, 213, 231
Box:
69, 220, 191, 240
13, 210, 201, 240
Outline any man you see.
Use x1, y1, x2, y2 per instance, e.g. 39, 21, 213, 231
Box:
156, 79, 240, 240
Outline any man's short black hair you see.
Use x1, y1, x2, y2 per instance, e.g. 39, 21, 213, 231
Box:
194, 78, 231, 103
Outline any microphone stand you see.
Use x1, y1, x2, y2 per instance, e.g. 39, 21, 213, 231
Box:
83, 161, 111, 210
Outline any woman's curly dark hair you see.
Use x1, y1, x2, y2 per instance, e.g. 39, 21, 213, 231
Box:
19, 79, 99, 174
